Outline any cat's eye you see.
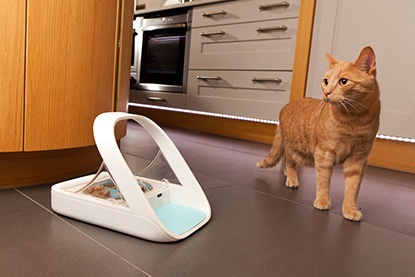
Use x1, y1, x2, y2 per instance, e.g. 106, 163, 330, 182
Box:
323, 78, 329, 86
339, 78, 348, 85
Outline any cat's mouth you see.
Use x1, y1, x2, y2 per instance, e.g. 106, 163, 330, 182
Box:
323, 97, 341, 106
323, 96, 334, 104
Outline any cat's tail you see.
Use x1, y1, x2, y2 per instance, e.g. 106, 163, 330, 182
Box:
256, 124, 284, 168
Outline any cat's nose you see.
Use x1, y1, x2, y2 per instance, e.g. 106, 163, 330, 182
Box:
324, 91, 331, 97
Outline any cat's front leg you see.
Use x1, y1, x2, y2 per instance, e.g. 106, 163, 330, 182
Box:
342, 158, 366, 221
313, 148, 334, 210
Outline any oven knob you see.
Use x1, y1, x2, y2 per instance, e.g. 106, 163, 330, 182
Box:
162, 17, 166, 24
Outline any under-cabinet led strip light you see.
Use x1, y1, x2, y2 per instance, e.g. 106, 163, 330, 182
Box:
376, 134, 415, 143
129, 103, 279, 124
128, 103, 415, 143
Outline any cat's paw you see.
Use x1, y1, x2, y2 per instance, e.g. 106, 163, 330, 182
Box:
285, 179, 299, 189
343, 208, 363, 222
256, 160, 269, 168
314, 198, 331, 210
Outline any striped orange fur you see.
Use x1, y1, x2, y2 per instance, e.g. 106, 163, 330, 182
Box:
257, 47, 380, 221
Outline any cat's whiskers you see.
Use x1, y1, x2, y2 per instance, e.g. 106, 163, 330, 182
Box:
342, 99, 361, 113
338, 101, 351, 115
344, 97, 366, 109
343, 98, 367, 113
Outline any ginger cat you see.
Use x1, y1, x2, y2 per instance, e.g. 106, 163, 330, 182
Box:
257, 47, 380, 221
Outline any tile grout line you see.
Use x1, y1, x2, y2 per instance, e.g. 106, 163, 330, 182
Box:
235, 185, 314, 209
235, 185, 415, 240
203, 184, 237, 191
14, 188, 152, 277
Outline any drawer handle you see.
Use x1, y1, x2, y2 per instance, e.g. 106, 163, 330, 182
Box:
200, 31, 225, 37
202, 10, 227, 17
197, 76, 222, 80
147, 96, 166, 102
252, 77, 282, 83
256, 25, 288, 32
258, 1, 290, 10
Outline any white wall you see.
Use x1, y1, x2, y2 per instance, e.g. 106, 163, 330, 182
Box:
306, 0, 415, 139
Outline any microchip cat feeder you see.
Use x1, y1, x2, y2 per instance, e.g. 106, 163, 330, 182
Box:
51, 112, 211, 242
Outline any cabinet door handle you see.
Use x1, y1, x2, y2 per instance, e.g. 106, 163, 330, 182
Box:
202, 10, 227, 17
252, 77, 282, 83
200, 31, 225, 36
197, 76, 222, 80
256, 25, 288, 32
258, 1, 290, 10
147, 96, 166, 102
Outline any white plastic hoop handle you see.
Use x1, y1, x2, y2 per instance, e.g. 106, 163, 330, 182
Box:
93, 112, 207, 215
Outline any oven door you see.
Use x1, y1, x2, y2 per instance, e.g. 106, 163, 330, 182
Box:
136, 24, 188, 93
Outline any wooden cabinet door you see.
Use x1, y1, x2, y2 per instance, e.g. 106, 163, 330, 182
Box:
25, 0, 119, 151
0, 0, 25, 152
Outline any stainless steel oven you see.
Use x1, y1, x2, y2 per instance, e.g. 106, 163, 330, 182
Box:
131, 9, 191, 93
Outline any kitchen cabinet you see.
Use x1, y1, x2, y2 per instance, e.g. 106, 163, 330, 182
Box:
189, 18, 298, 70
187, 0, 300, 120
0, 0, 25, 152
25, 0, 120, 151
0, 0, 134, 187
187, 70, 292, 119
129, 0, 315, 143
191, 0, 300, 28
129, 90, 187, 108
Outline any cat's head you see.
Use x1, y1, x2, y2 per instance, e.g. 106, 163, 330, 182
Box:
321, 47, 379, 111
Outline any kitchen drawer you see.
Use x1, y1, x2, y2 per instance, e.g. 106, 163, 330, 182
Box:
187, 70, 291, 120
129, 90, 186, 109
189, 18, 298, 70
192, 0, 300, 28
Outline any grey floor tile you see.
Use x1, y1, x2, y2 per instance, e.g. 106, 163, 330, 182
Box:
363, 166, 415, 189
122, 152, 233, 191
17, 186, 415, 277
120, 123, 160, 160
0, 189, 149, 277
154, 130, 415, 237
10, 124, 415, 276
123, 122, 272, 157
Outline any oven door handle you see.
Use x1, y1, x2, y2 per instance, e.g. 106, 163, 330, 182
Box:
147, 96, 167, 102
142, 23, 186, 31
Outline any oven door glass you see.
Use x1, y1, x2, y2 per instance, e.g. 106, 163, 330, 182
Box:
140, 27, 186, 86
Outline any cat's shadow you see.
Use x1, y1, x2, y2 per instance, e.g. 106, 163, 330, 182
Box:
254, 162, 299, 192
254, 163, 315, 193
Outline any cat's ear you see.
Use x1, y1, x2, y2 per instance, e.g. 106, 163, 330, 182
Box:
324, 52, 339, 67
354, 46, 376, 75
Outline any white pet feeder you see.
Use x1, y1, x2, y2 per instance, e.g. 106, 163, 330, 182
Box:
51, 112, 211, 242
